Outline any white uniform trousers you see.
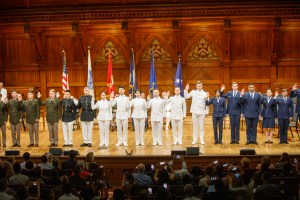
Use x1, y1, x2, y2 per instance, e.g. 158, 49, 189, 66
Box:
166, 115, 171, 131
62, 121, 74, 145
172, 119, 183, 144
116, 119, 128, 145
98, 120, 110, 146
81, 121, 93, 144
192, 114, 206, 144
151, 120, 163, 145
133, 118, 145, 145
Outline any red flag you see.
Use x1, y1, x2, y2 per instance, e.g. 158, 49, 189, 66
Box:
62, 49, 69, 92
107, 51, 114, 95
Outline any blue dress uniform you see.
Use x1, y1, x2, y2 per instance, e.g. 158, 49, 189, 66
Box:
261, 96, 277, 128
290, 89, 300, 115
206, 97, 226, 144
221, 90, 243, 143
276, 97, 294, 143
242, 92, 261, 144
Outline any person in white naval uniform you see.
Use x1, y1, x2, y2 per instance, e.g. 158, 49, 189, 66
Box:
147, 89, 165, 146
0, 82, 7, 101
111, 85, 130, 147
130, 90, 147, 146
92, 92, 112, 148
184, 81, 209, 145
167, 87, 186, 145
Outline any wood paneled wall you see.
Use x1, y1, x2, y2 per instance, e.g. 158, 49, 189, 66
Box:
0, 1, 300, 99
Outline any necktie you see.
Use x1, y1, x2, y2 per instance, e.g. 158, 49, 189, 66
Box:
217, 98, 219, 103
233, 92, 236, 97
251, 93, 254, 99
284, 98, 287, 103
268, 98, 270, 104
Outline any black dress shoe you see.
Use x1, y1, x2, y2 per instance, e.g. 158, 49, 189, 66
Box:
214, 142, 218, 144
69, 144, 73, 147
285, 141, 289, 144
3, 144, 6, 147
245, 142, 250, 145
279, 141, 283, 144
27, 144, 34, 147
236, 142, 239, 144
80, 143, 87, 147
254, 142, 258, 145
269, 141, 273, 143
12, 144, 17, 147
87, 143, 92, 147
230, 141, 234, 144
219, 141, 223, 144
35, 144, 39, 147
17, 144, 21, 147
62, 144, 69, 147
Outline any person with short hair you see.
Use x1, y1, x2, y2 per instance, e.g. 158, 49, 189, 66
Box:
241, 83, 261, 145
111, 85, 130, 147
37, 89, 61, 147
276, 89, 294, 144
38, 155, 54, 170
9, 163, 29, 186
130, 90, 147, 146
183, 184, 201, 200
0, 82, 7, 101
147, 89, 165, 146
77, 87, 95, 147
91, 92, 112, 148
58, 183, 79, 200
0, 94, 8, 147
133, 163, 153, 186
254, 172, 282, 197
206, 90, 226, 144
0, 178, 14, 200
61, 90, 77, 147
184, 81, 209, 145
20, 89, 40, 147
61, 150, 77, 169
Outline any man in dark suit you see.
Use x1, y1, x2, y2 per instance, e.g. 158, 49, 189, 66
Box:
206, 90, 226, 144
220, 82, 243, 144
276, 89, 294, 144
241, 83, 261, 145
61, 150, 77, 169
290, 84, 300, 117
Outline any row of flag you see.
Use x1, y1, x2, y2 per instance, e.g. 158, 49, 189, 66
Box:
61, 49, 183, 97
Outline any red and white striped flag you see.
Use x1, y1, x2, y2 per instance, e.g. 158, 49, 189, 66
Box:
62, 49, 69, 92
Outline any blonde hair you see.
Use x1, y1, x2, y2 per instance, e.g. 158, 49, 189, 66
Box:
86, 152, 94, 163
196, 81, 202, 85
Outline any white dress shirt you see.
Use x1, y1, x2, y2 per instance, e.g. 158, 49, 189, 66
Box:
168, 95, 187, 120
184, 89, 208, 115
92, 99, 112, 121
148, 97, 165, 121
131, 97, 147, 119
112, 95, 130, 120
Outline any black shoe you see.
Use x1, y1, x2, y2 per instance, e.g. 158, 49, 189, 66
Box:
214, 142, 218, 144
219, 141, 223, 144
3, 144, 6, 147
69, 144, 73, 147
245, 142, 250, 145
80, 143, 87, 147
265, 140, 269, 143
27, 144, 34, 147
230, 141, 234, 144
236, 142, 239, 144
269, 141, 273, 143
279, 141, 283, 144
12, 144, 17, 147
17, 144, 21, 147
62, 144, 69, 147
48, 143, 54, 147
254, 142, 258, 145
285, 141, 289, 144
87, 143, 92, 147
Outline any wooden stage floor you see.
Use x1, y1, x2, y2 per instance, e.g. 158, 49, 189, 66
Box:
1, 116, 300, 157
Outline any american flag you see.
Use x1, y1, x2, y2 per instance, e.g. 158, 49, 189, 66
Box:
62, 49, 69, 92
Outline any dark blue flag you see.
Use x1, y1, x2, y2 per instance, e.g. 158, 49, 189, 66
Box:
174, 57, 184, 96
129, 49, 137, 95
149, 51, 157, 96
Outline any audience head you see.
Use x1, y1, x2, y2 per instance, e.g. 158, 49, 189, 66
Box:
182, 173, 191, 185
184, 184, 194, 197
241, 157, 251, 168
262, 172, 273, 183
61, 175, 68, 185
156, 186, 168, 200
34, 166, 42, 178
2, 161, 14, 178
241, 173, 252, 185
86, 152, 94, 163
0, 178, 7, 192
215, 163, 224, 173
13, 162, 21, 174
113, 188, 125, 200
41, 155, 48, 164
136, 163, 145, 173
190, 166, 202, 177
63, 183, 73, 195
25, 160, 34, 170
282, 163, 293, 176
138, 189, 149, 200
157, 169, 170, 184
204, 166, 214, 176
69, 150, 76, 159
261, 156, 271, 166
23, 152, 31, 161
279, 152, 290, 163
52, 158, 60, 168
260, 161, 270, 172
75, 160, 85, 171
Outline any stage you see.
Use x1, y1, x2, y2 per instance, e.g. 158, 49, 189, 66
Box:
1, 116, 300, 157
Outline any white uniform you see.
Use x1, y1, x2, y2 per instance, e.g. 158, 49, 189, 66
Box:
167, 95, 186, 144
184, 89, 209, 144
0, 88, 7, 101
131, 97, 147, 145
165, 101, 171, 131
112, 95, 130, 146
92, 99, 112, 147
147, 97, 165, 145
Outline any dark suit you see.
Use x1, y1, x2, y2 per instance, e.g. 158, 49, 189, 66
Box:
221, 90, 243, 143
276, 97, 294, 143
260, 97, 277, 128
206, 97, 226, 143
290, 89, 300, 113
242, 92, 261, 143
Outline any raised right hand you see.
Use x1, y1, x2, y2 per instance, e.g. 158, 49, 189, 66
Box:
221, 84, 225, 91
37, 92, 41, 98
240, 88, 245, 96
292, 84, 298, 91
185, 84, 189, 90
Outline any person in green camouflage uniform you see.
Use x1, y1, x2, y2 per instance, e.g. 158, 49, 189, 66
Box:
0, 94, 8, 147
37, 89, 61, 147
6, 89, 22, 147
21, 90, 40, 147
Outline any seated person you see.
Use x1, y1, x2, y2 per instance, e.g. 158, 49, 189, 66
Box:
255, 172, 282, 197
133, 163, 153, 186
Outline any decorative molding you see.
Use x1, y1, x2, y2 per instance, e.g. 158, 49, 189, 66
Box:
0, 6, 300, 23
187, 37, 219, 61
94, 40, 126, 63
140, 39, 172, 62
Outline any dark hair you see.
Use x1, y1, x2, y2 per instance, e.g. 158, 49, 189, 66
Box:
74, 166, 81, 175
248, 83, 254, 86
52, 158, 59, 167
63, 183, 72, 194
113, 188, 125, 200
23, 152, 30, 161
266, 88, 272, 92
69, 150, 76, 159
241, 173, 252, 185
118, 85, 125, 89
41, 155, 48, 163
182, 174, 191, 185
262, 172, 273, 182
215, 90, 221, 94
190, 166, 202, 177
0, 178, 7, 192
25, 160, 34, 170
13, 162, 21, 174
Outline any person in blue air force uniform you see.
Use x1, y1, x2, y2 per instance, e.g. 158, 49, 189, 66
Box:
276, 89, 294, 144
290, 84, 300, 118
261, 88, 278, 144
220, 82, 243, 144
205, 90, 226, 144
241, 83, 262, 145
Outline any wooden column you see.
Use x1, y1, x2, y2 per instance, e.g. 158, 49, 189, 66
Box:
223, 19, 231, 89
271, 17, 281, 91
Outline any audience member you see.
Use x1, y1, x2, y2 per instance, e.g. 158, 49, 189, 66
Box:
133, 163, 153, 186
20, 152, 36, 169
38, 155, 54, 170
9, 162, 29, 186
85, 152, 99, 170
58, 183, 79, 200
255, 172, 282, 197
61, 150, 77, 169
0, 178, 14, 200
183, 184, 200, 200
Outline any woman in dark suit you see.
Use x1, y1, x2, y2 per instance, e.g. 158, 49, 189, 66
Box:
261, 88, 278, 143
